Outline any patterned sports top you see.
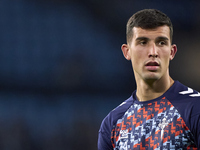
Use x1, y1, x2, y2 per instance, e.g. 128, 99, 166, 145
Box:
98, 81, 200, 150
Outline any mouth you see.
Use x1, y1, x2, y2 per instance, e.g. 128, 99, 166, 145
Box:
145, 61, 159, 66
145, 61, 160, 71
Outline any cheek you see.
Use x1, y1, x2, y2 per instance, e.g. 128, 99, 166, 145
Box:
166, 51, 172, 61
160, 48, 171, 59
161, 51, 171, 66
131, 51, 145, 68
131, 48, 146, 59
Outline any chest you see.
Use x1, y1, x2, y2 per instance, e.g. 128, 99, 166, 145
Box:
111, 99, 196, 150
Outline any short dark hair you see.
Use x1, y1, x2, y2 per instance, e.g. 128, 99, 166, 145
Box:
126, 9, 173, 44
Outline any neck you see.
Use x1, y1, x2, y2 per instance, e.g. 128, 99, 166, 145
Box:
135, 76, 174, 102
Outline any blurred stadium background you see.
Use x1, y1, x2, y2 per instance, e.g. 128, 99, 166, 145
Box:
0, 0, 200, 149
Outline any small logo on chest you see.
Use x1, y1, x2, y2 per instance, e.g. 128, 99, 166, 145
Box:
158, 118, 169, 139
120, 129, 129, 139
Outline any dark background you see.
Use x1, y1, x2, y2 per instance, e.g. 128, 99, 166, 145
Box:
0, 0, 200, 149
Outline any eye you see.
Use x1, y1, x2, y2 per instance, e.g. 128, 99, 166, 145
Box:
158, 41, 166, 46
140, 40, 147, 45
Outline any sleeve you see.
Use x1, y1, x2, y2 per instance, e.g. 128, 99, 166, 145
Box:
190, 109, 200, 149
98, 130, 113, 150
98, 116, 113, 150
97, 96, 133, 150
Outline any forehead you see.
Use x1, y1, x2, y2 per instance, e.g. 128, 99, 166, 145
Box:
132, 26, 170, 40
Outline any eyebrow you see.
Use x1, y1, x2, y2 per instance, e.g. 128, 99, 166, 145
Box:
135, 37, 149, 41
135, 36, 169, 41
156, 36, 169, 41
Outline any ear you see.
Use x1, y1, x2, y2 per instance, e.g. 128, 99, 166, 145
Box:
121, 44, 131, 60
170, 44, 177, 60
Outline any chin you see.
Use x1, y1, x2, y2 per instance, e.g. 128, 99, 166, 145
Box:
143, 74, 161, 81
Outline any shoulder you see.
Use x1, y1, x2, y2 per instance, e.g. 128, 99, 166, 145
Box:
166, 81, 200, 136
166, 81, 200, 113
98, 95, 134, 149
161, 81, 200, 147
99, 95, 133, 133
166, 81, 200, 102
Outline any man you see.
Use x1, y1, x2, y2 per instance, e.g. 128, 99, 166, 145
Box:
98, 9, 200, 150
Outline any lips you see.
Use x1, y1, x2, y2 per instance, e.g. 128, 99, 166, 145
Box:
145, 61, 160, 71
145, 61, 159, 66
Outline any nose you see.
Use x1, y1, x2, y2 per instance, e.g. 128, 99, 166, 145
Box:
148, 43, 158, 58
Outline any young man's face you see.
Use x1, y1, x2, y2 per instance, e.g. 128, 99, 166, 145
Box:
122, 25, 177, 82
